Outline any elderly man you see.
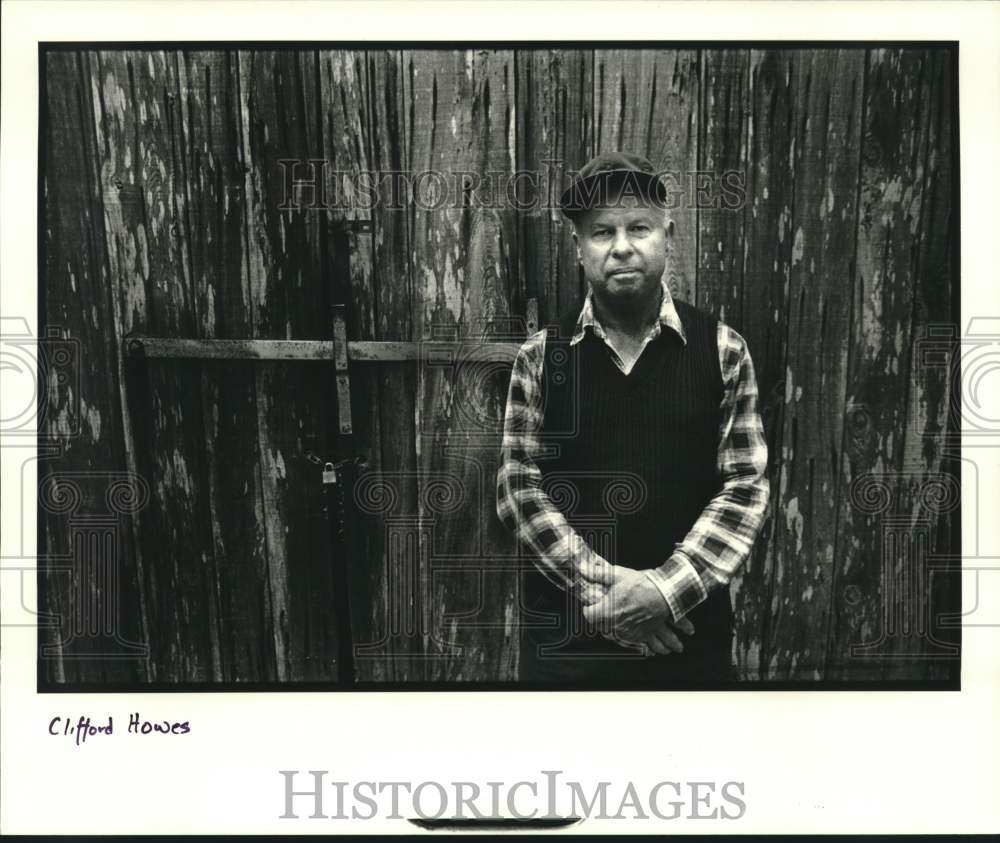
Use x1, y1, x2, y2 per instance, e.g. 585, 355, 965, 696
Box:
496, 151, 769, 684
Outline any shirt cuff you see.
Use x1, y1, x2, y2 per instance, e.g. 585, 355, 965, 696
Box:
644, 551, 708, 623
552, 532, 608, 606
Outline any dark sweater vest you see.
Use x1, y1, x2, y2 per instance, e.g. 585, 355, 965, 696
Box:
521, 298, 729, 661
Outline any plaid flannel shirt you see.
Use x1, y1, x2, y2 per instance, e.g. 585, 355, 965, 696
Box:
495, 280, 770, 622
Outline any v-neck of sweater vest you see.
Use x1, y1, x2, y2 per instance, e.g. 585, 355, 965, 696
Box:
581, 329, 674, 389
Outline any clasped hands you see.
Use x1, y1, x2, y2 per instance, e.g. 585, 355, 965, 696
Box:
577, 557, 694, 656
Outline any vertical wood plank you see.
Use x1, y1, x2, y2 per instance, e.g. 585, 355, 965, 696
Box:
730, 50, 796, 679
175, 49, 277, 682
827, 49, 951, 680
90, 49, 218, 680
40, 50, 146, 684
594, 50, 699, 304
237, 49, 338, 681
765, 49, 865, 679
405, 49, 520, 681
892, 49, 958, 680
516, 49, 593, 324
318, 49, 399, 682
361, 50, 424, 682
697, 49, 749, 329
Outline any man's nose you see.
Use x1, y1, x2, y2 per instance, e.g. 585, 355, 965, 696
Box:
610, 229, 633, 257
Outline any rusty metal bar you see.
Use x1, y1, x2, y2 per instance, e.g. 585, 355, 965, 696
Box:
123, 337, 522, 364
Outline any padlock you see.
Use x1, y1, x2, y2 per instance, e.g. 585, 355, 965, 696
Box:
322, 462, 338, 484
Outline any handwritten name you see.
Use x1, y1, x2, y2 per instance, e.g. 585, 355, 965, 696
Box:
48, 714, 191, 745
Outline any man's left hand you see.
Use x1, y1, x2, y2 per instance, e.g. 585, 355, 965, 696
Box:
580, 565, 676, 643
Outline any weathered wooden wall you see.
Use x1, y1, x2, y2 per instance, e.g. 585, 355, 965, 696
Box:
40, 47, 957, 684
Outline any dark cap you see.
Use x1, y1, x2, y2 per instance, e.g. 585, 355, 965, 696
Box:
559, 151, 667, 219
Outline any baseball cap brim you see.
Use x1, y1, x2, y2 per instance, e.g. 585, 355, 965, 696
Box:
559, 168, 668, 219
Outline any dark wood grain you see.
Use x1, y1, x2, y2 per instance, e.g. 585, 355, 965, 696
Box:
40, 51, 146, 684
765, 49, 864, 680
173, 49, 278, 683
237, 49, 338, 681
88, 49, 220, 681
891, 49, 958, 680
883, 50, 961, 679
595, 50, 699, 304
358, 50, 425, 681
827, 49, 958, 680
405, 49, 520, 681
317, 49, 397, 682
731, 50, 797, 680
516, 49, 593, 324
697, 50, 749, 329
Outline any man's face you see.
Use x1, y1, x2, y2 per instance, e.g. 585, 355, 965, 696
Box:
572, 197, 670, 307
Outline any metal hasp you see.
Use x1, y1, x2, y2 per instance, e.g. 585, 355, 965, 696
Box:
332, 305, 353, 436
329, 303, 356, 686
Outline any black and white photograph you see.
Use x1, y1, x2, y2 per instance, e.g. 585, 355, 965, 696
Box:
32, 39, 961, 691
3, 0, 998, 836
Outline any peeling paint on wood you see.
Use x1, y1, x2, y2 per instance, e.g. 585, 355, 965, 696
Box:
41, 51, 146, 684
891, 50, 958, 680
90, 49, 218, 681
180, 50, 276, 683
732, 50, 797, 680
406, 49, 519, 681
361, 50, 424, 681
827, 49, 941, 681
765, 50, 864, 680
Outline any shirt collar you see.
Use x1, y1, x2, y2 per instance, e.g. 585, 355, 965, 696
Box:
570, 280, 687, 346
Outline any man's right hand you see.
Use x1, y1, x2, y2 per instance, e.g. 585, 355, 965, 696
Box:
578, 558, 696, 654
580, 557, 694, 656
624, 616, 695, 655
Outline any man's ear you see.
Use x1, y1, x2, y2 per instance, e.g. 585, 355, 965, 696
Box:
663, 216, 675, 253
571, 228, 582, 263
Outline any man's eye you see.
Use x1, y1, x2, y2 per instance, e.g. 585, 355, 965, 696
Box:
630, 224, 650, 233
592, 229, 612, 237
